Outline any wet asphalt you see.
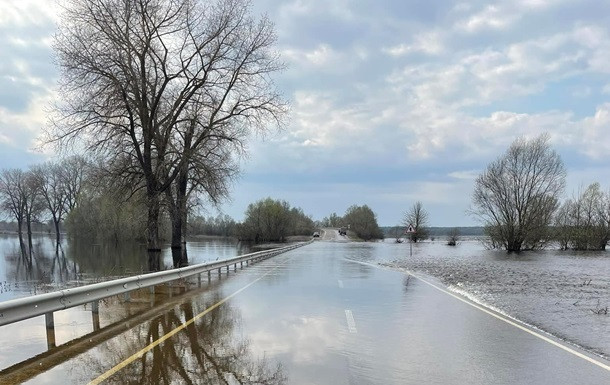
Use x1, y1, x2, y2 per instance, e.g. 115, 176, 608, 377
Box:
2, 240, 610, 384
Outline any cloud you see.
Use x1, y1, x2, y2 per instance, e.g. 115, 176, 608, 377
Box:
457, 5, 520, 33
383, 31, 445, 57
3, 0, 610, 227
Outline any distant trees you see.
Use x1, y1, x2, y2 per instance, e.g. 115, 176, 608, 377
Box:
471, 135, 566, 253
343, 204, 384, 241
51, 0, 286, 252
403, 201, 429, 242
320, 213, 344, 228
554, 183, 609, 250
237, 198, 314, 243
188, 214, 237, 237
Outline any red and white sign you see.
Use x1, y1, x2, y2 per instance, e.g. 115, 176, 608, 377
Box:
405, 224, 415, 234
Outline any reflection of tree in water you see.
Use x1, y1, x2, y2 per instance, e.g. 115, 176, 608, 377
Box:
93, 295, 286, 384
3, 237, 80, 296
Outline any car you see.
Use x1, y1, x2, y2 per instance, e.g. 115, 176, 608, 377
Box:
313, 232, 320, 237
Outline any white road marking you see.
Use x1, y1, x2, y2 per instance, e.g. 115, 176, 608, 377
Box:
345, 309, 357, 333
338, 280, 344, 288
344, 258, 610, 373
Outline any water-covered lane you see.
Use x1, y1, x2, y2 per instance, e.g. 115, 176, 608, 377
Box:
359, 238, 610, 359
2, 240, 609, 384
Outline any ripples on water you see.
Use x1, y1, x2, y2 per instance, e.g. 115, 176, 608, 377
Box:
342, 238, 610, 359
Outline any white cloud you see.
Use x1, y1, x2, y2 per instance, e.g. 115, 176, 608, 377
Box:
0, 0, 58, 27
383, 31, 445, 57
457, 5, 520, 33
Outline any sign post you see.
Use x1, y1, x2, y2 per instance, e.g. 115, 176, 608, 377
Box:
405, 224, 416, 257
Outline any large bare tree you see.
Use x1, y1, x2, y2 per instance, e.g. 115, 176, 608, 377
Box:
51, 0, 286, 251
471, 135, 566, 252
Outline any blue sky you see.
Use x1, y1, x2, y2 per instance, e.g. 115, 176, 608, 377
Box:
1, 0, 610, 226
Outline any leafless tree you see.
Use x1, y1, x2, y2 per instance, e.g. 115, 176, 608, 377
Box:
0, 169, 45, 259
32, 162, 68, 246
447, 227, 460, 246
165, 121, 240, 248
471, 134, 566, 252
403, 201, 429, 242
50, 0, 286, 251
59, 155, 89, 212
554, 183, 609, 250
0, 169, 28, 253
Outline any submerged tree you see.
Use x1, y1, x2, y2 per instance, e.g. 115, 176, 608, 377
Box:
403, 201, 429, 242
471, 135, 566, 253
51, 0, 286, 252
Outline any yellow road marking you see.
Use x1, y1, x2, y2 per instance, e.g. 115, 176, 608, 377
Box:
88, 259, 288, 385
348, 259, 610, 373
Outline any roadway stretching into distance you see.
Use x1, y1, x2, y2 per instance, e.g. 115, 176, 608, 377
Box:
1, 229, 609, 384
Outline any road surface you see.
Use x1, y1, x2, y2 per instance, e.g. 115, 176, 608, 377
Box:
1, 241, 609, 384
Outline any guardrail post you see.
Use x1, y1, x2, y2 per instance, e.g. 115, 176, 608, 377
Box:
208, 270, 211, 282
226, 265, 229, 273
198, 273, 202, 287
217, 268, 221, 277
234, 263, 237, 272
91, 301, 100, 331
240, 261, 243, 269
45, 312, 56, 349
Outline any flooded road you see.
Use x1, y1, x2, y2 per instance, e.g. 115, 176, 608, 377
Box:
1, 241, 609, 384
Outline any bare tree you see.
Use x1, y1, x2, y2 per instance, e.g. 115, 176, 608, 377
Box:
0, 169, 28, 253
32, 162, 68, 246
403, 201, 429, 242
471, 134, 566, 252
59, 155, 89, 212
554, 183, 610, 250
50, 0, 286, 251
447, 227, 460, 246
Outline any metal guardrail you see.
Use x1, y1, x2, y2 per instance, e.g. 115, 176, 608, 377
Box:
0, 241, 312, 327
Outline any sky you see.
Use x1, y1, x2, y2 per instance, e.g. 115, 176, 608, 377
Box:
1, 0, 610, 227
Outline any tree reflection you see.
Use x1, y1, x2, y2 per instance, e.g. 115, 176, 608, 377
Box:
3, 237, 80, 297
92, 295, 286, 384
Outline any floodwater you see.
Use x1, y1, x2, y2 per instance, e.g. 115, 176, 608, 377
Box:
363, 238, 610, 360
0, 234, 250, 302
1, 236, 609, 384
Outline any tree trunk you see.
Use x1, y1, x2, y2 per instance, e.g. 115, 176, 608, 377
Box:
171, 247, 188, 268
17, 219, 27, 258
146, 190, 161, 251
169, 168, 188, 249
54, 219, 61, 247
26, 216, 33, 260
170, 210, 182, 249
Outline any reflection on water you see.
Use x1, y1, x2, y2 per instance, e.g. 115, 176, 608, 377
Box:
0, 235, 251, 302
75, 294, 287, 384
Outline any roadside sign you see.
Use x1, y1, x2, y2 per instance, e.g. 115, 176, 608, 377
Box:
405, 224, 416, 234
